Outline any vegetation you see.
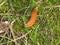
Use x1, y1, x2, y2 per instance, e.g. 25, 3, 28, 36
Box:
0, 0, 60, 45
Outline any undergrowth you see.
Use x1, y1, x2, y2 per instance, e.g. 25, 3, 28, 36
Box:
0, 0, 60, 45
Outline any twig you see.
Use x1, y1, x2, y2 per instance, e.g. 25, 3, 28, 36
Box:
43, 5, 60, 9
0, 0, 7, 7
9, 19, 20, 45
19, 6, 30, 12
0, 27, 9, 42
8, 0, 14, 11
0, 36, 12, 41
0, 13, 14, 15
13, 30, 32, 41
0, 30, 4, 33
7, 30, 32, 44
9, 19, 16, 39
24, 36, 28, 45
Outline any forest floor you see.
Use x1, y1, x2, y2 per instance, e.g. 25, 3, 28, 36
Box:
0, 0, 60, 45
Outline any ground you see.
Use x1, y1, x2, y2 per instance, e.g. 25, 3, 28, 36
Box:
0, 0, 60, 45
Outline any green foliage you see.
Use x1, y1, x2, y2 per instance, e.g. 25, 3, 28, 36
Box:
0, 0, 60, 45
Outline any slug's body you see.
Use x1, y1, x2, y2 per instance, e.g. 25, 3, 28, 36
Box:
25, 7, 38, 27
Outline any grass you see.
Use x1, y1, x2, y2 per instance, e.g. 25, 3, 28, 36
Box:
0, 0, 60, 45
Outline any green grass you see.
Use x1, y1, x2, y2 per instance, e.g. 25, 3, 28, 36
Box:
0, 0, 60, 45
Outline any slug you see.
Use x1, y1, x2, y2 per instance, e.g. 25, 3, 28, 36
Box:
25, 7, 38, 27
